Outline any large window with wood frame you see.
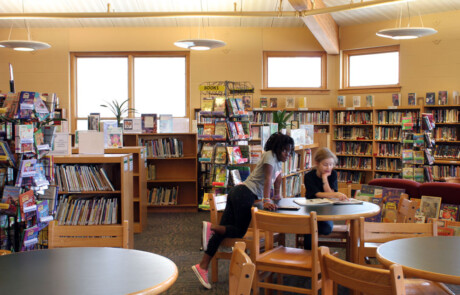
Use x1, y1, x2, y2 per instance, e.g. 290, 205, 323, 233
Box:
71, 52, 190, 131
263, 51, 327, 90
342, 45, 400, 89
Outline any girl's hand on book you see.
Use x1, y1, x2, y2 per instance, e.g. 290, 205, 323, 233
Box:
263, 201, 277, 211
333, 192, 348, 201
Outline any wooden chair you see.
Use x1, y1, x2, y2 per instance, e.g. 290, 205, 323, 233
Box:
251, 208, 321, 295
48, 220, 129, 249
319, 246, 454, 295
0, 250, 11, 255
296, 183, 351, 261
229, 242, 255, 295
358, 217, 436, 267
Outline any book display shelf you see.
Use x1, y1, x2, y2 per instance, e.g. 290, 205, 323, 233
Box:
196, 81, 254, 202
424, 104, 460, 179
373, 106, 421, 179
124, 133, 198, 213
71, 147, 147, 233
331, 107, 374, 185
53, 154, 134, 248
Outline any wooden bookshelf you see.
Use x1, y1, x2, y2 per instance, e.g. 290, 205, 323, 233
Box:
53, 154, 134, 248
123, 133, 198, 213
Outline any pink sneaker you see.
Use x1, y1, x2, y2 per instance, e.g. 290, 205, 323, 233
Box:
192, 264, 211, 289
202, 221, 212, 252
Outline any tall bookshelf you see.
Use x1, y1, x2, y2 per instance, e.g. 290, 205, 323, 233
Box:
373, 106, 421, 179
331, 107, 374, 185
424, 104, 460, 179
53, 154, 134, 248
124, 133, 198, 213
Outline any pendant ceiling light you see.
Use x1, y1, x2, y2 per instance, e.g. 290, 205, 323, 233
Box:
174, 39, 226, 51
0, 25, 51, 51
376, 2, 437, 40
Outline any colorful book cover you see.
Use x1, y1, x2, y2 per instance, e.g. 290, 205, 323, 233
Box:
21, 225, 39, 251
199, 145, 214, 162
214, 145, 227, 164
212, 97, 226, 114
269, 97, 278, 108
212, 166, 228, 187
391, 93, 401, 106
201, 97, 214, 112
19, 189, 36, 222
365, 95, 374, 107
33, 95, 50, 121
235, 97, 245, 112
213, 121, 227, 139
438, 90, 448, 105
337, 95, 346, 107
439, 203, 459, 221
408, 93, 416, 106
425, 92, 435, 105
242, 95, 252, 109
365, 188, 383, 222
107, 127, 123, 148
141, 113, 157, 133
1, 185, 21, 206
286, 97, 295, 108
353, 96, 361, 107
420, 195, 442, 220
3, 92, 20, 118
234, 122, 247, 138
259, 97, 268, 108
159, 114, 173, 133
228, 122, 238, 139
18, 91, 37, 119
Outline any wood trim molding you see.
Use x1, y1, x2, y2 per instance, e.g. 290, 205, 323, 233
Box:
338, 86, 402, 95
261, 88, 331, 95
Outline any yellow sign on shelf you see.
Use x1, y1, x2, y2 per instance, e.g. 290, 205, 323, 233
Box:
199, 85, 226, 92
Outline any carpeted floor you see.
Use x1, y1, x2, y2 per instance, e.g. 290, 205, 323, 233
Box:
134, 211, 459, 295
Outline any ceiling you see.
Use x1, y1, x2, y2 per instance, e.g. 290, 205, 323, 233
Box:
0, 0, 459, 28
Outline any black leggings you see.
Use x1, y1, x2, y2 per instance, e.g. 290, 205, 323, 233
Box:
205, 184, 257, 257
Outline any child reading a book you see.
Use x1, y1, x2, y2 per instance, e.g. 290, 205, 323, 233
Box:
303, 147, 347, 249
192, 132, 294, 289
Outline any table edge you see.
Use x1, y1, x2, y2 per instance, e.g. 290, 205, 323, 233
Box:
129, 263, 179, 295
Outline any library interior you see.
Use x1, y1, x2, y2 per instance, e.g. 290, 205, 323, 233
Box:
0, 0, 460, 294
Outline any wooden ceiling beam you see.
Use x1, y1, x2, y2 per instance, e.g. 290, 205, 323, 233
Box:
289, 0, 339, 54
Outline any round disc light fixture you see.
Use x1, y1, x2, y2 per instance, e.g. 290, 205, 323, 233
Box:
0, 40, 51, 51
376, 27, 437, 40
174, 39, 226, 51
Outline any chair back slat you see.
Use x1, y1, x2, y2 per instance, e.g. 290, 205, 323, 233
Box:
362, 220, 436, 243
252, 209, 316, 235
319, 247, 406, 295
229, 242, 255, 295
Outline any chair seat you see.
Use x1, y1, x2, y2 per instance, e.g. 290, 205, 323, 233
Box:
256, 246, 313, 270
405, 279, 454, 295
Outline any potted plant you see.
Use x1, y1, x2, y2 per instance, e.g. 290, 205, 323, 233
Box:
100, 99, 136, 127
273, 110, 293, 131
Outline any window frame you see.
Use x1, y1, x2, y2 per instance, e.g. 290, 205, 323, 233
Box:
70, 51, 190, 133
340, 45, 401, 94
262, 51, 329, 95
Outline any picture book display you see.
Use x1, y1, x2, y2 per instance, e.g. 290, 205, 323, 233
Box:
141, 113, 158, 133
391, 93, 401, 106
439, 203, 459, 221
214, 145, 227, 164
159, 114, 173, 133
425, 92, 435, 105
353, 96, 361, 108
259, 97, 268, 108
408, 93, 416, 106
123, 118, 142, 134
286, 97, 295, 108
213, 97, 226, 114
269, 97, 278, 108
201, 97, 214, 112
337, 95, 346, 107
88, 113, 100, 131
419, 195, 442, 220
366, 95, 374, 107
438, 91, 448, 105
242, 96, 252, 109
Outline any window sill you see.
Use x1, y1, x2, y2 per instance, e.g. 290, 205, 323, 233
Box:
260, 88, 330, 95
338, 86, 401, 95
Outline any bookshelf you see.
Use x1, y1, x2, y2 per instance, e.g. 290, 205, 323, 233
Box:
71, 147, 147, 233
53, 154, 134, 248
373, 106, 421, 179
424, 104, 460, 179
124, 133, 198, 212
331, 107, 374, 184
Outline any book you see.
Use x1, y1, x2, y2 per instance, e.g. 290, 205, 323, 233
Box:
353, 96, 361, 107
293, 198, 363, 206
214, 145, 227, 164
202, 123, 215, 137
2, 185, 21, 206
242, 95, 252, 109
234, 121, 246, 138
269, 97, 278, 108
3, 93, 20, 118
298, 97, 307, 108
337, 95, 346, 107
201, 97, 214, 112
425, 92, 435, 105
141, 113, 157, 133
123, 118, 142, 134
286, 97, 295, 108
213, 97, 226, 114
408, 93, 416, 106
88, 113, 100, 131
291, 120, 299, 130
159, 114, 173, 133
212, 166, 228, 187
214, 121, 227, 139
453, 91, 460, 105
438, 90, 448, 105
439, 204, 459, 221
420, 195, 442, 220
260, 97, 268, 108
365, 95, 374, 107
235, 97, 245, 112
18, 91, 37, 119
106, 127, 123, 148
199, 144, 214, 162
391, 93, 401, 106
366, 187, 384, 222
34, 95, 50, 121
381, 188, 404, 223
230, 169, 243, 185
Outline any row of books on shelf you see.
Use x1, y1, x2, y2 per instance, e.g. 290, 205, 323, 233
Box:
293, 111, 330, 125
201, 165, 250, 188
148, 186, 179, 205
200, 96, 248, 117
427, 109, 459, 123
433, 145, 460, 159
402, 149, 434, 165
198, 121, 250, 141
199, 144, 253, 165
376, 143, 402, 157
334, 127, 372, 140
376, 111, 419, 124
375, 159, 402, 171
0, 91, 58, 121
284, 174, 302, 198
337, 157, 372, 170
432, 165, 460, 179
337, 171, 366, 184
434, 127, 457, 141
147, 164, 156, 181
54, 165, 115, 192
140, 137, 184, 158
374, 172, 400, 179
56, 196, 118, 226
334, 111, 373, 124
335, 142, 372, 156
374, 127, 401, 141
402, 166, 433, 182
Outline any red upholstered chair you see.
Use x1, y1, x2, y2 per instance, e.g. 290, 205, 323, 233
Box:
368, 178, 421, 199
419, 182, 460, 205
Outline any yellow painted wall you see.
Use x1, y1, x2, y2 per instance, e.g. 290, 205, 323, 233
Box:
0, 9, 459, 127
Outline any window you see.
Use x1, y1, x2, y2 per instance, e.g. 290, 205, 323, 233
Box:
71, 52, 190, 132
263, 51, 327, 92
342, 45, 400, 89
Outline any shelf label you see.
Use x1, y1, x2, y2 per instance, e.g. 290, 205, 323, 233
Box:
387, 106, 398, 109
346, 107, 355, 110
124, 157, 128, 171
199, 85, 226, 91
252, 108, 263, 111
298, 108, 309, 111
129, 155, 133, 171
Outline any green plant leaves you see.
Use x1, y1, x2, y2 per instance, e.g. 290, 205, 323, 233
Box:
273, 110, 293, 130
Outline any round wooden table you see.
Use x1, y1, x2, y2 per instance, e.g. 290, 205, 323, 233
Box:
377, 236, 460, 285
275, 197, 381, 263
0, 247, 178, 295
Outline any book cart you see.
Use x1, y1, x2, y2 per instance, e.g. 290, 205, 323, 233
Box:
53, 154, 134, 248
124, 133, 198, 213
196, 81, 254, 202
373, 106, 421, 179
424, 104, 460, 180
72, 147, 147, 233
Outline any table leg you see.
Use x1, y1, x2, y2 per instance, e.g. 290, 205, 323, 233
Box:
349, 219, 359, 264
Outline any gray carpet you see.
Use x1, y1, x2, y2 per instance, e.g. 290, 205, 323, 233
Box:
134, 211, 459, 295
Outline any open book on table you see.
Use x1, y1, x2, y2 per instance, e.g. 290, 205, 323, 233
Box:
293, 198, 363, 206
